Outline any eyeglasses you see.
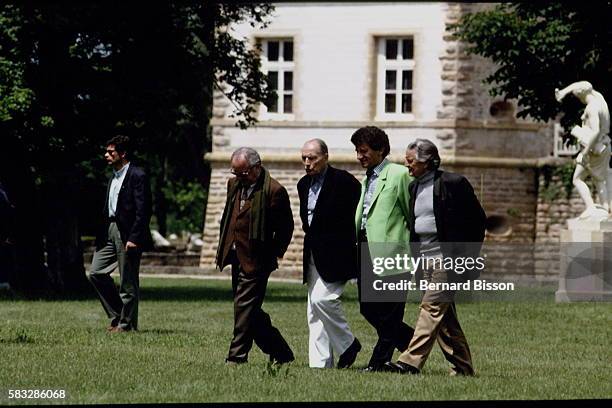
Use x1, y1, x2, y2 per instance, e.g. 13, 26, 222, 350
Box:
230, 167, 252, 177
106, 149, 116, 155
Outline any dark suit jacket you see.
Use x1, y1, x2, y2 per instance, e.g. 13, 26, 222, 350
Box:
217, 171, 294, 275
408, 170, 486, 263
297, 166, 361, 283
96, 164, 153, 251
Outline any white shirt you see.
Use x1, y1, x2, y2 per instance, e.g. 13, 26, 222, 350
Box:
108, 162, 130, 217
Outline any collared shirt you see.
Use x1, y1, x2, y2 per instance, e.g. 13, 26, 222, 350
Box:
108, 162, 130, 217
307, 166, 328, 226
239, 182, 257, 211
233, 180, 257, 251
360, 158, 389, 230
413, 170, 441, 258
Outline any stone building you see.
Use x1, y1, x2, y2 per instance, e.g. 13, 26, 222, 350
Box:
200, 2, 582, 283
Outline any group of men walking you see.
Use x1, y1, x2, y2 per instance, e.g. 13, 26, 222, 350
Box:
214, 125, 486, 375
88, 126, 486, 376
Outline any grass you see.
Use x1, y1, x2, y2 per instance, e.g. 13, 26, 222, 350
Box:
0, 277, 610, 404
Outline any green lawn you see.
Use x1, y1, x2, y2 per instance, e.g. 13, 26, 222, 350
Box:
0, 277, 610, 404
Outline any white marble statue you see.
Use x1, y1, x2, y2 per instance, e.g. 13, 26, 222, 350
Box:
555, 81, 611, 219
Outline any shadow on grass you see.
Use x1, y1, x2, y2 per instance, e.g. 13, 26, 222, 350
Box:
0, 280, 360, 303
0, 285, 309, 303
140, 285, 309, 303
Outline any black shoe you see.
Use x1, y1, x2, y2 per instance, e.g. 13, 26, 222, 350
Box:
270, 352, 295, 365
225, 357, 247, 365
337, 338, 362, 369
383, 361, 420, 375
361, 365, 382, 373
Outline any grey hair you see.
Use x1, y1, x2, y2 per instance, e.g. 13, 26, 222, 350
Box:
304, 138, 328, 155
407, 139, 441, 170
231, 147, 261, 166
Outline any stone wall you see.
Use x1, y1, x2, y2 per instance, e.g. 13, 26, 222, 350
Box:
534, 162, 586, 282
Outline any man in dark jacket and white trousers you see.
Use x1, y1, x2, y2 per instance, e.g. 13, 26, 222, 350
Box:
385, 138, 486, 376
217, 147, 295, 365
297, 139, 362, 368
89, 135, 152, 333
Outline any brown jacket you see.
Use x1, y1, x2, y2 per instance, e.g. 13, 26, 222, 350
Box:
216, 172, 294, 274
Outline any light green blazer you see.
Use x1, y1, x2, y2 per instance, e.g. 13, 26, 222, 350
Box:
355, 162, 413, 276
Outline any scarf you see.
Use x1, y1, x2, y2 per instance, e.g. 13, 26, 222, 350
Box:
216, 167, 271, 267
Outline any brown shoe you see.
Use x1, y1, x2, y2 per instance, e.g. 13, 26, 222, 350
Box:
110, 326, 131, 333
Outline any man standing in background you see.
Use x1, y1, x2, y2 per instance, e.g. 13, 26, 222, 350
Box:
298, 139, 362, 369
88, 135, 152, 333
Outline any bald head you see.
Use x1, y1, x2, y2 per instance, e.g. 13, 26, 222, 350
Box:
301, 139, 329, 176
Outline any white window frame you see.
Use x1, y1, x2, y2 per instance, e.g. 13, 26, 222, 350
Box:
259, 38, 295, 121
375, 37, 415, 121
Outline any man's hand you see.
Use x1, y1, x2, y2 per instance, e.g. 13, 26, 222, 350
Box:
126, 241, 138, 251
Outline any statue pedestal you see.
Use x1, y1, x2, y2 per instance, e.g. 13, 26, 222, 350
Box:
556, 218, 612, 302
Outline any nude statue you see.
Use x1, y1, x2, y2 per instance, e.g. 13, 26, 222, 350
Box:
555, 81, 611, 219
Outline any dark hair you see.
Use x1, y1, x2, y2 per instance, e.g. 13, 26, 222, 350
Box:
106, 135, 132, 157
407, 138, 441, 170
350, 126, 390, 157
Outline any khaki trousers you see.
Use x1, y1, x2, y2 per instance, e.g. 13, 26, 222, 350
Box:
398, 265, 474, 375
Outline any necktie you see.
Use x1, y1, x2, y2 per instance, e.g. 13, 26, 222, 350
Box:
240, 187, 248, 210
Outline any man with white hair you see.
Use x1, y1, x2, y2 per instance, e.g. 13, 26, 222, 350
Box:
385, 138, 486, 376
217, 147, 295, 365
298, 138, 362, 369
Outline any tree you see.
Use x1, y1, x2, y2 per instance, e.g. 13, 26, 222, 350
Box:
0, 2, 274, 294
449, 2, 612, 130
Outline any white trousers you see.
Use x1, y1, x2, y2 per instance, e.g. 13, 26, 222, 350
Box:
306, 252, 355, 368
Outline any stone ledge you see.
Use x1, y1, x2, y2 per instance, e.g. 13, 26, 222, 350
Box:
205, 151, 571, 169
211, 118, 545, 131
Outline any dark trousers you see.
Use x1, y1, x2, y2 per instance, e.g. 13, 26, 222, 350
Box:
88, 222, 141, 330
227, 251, 293, 363
358, 231, 414, 368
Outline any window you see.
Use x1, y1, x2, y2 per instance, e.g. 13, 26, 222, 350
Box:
260, 39, 294, 118
376, 37, 414, 120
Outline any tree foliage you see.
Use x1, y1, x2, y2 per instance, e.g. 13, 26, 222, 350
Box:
0, 2, 274, 293
449, 2, 612, 130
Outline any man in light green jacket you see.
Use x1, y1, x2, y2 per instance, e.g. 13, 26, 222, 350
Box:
351, 126, 415, 372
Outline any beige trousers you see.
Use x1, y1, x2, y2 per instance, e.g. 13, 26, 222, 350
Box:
397, 265, 474, 375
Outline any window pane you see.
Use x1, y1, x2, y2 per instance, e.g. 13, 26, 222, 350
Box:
283, 94, 293, 113
402, 70, 413, 90
267, 41, 279, 61
267, 95, 278, 113
402, 38, 414, 59
268, 71, 278, 91
284, 71, 293, 91
385, 94, 396, 113
401, 94, 412, 113
385, 39, 398, 60
385, 71, 396, 91
283, 41, 293, 61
